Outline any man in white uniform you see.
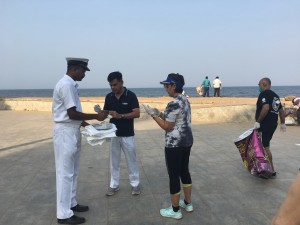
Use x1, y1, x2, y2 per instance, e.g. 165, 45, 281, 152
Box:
52, 58, 104, 224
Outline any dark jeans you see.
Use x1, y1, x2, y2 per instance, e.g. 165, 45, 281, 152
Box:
214, 88, 220, 97
202, 87, 209, 97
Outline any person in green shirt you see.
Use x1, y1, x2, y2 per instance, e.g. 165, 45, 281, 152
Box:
201, 76, 211, 97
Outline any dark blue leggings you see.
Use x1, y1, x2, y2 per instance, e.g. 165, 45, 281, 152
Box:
165, 146, 192, 194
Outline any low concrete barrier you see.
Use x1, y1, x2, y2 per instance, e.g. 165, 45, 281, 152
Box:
192, 105, 255, 123
0, 98, 104, 112
0, 98, 255, 123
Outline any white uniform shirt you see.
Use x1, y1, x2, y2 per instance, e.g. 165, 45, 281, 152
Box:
213, 79, 221, 88
52, 74, 82, 126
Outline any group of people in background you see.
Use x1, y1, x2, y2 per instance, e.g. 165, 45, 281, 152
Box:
201, 76, 222, 97
52, 57, 300, 225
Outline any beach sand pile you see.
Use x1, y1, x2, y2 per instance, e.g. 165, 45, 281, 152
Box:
0, 97, 293, 123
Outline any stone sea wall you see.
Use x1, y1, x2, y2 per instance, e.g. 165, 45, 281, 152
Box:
0, 97, 256, 123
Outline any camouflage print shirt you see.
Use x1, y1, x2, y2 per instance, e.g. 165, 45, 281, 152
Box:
164, 94, 193, 148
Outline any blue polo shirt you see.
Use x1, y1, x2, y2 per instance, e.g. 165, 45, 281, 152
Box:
104, 87, 139, 137
202, 79, 211, 87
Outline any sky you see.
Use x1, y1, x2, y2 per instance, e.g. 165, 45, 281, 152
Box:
1, 0, 300, 89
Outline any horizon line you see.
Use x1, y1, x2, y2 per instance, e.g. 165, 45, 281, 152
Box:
1, 85, 300, 91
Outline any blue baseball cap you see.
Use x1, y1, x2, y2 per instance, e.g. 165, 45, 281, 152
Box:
160, 74, 184, 89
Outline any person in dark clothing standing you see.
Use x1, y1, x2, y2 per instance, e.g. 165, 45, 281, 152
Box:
103, 71, 141, 196
144, 73, 194, 220
254, 77, 286, 177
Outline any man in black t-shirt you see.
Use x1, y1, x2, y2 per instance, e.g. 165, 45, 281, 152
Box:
254, 77, 285, 176
103, 71, 141, 196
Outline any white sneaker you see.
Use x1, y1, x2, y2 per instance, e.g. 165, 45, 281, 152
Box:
160, 206, 182, 220
179, 200, 194, 212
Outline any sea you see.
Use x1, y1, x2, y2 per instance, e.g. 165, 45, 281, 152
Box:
0, 86, 299, 98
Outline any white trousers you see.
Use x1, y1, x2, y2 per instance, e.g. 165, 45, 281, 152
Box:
53, 124, 81, 219
109, 136, 140, 188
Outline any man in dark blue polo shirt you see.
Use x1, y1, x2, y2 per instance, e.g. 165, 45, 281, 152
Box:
103, 71, 141, 196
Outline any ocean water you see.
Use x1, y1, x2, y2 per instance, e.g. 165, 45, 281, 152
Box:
0, 86, 299, 98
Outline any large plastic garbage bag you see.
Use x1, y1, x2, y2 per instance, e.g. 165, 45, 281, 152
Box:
234, 128, 273, 178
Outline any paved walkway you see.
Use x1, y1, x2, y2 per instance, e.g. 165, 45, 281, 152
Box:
0, 111, 300, 225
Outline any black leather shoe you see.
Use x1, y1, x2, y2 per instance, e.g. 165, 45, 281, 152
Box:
57, 215, 86, 224
71, 204, 89, 212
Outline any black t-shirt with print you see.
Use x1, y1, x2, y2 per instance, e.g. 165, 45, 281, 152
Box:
255, 90, 282, 132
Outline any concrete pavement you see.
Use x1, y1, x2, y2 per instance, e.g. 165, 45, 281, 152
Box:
0, 111, 300, 225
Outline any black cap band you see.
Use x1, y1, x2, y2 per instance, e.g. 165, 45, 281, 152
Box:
67, 60, 90, 71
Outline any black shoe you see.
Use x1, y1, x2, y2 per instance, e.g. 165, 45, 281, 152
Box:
57, 215, 86, 224
272, 172, 277, 177
71, 204, 89, 212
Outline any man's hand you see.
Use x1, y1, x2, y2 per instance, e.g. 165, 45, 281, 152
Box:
94, 105, 109, 120
94, 104, 102, 113
254, 122, 260, 129
109, 111, 121, 119
96, 113, 107, 121
280, 123, 286, 133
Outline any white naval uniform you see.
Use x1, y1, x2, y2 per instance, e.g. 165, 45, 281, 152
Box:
52, 75, 83, 219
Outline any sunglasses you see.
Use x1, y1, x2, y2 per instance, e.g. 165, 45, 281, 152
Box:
163, 83, 174, 88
